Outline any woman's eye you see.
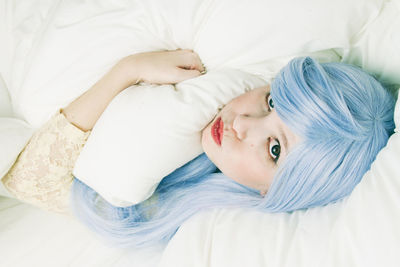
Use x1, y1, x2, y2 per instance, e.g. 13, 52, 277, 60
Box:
266, 94, 274, 110
269, 138, 281, 162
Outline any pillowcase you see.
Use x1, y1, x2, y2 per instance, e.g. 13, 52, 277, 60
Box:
73, 70, 266, 205
8, 0, 384, 205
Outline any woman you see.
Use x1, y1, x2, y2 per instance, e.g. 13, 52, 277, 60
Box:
1, 50, 395, 248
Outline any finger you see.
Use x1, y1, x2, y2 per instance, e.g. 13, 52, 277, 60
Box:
172, 49, 204, 71
173, 68, 201, 83
176, 51, 205, 73
178, 62, 205, 73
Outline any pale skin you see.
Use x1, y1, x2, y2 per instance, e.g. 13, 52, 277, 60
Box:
201, 86, 300, 195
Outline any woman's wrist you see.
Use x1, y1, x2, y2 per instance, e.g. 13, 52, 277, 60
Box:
61, 61, 135, 132
114, 55, 141, 88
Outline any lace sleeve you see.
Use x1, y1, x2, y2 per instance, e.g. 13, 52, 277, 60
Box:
1, 111, 90, 214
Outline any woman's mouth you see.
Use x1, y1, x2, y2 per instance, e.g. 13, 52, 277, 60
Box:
211, 117, 224, 146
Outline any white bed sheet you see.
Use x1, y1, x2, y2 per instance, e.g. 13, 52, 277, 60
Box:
0, 196, 163, 267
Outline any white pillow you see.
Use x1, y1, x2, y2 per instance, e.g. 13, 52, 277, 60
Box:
9, 0, 384, 205
73, 70, 266, 205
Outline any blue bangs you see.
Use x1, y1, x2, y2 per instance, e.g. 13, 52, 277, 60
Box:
264, 57, 395, 212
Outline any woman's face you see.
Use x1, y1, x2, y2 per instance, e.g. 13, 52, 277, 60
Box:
201, 86, 301, 195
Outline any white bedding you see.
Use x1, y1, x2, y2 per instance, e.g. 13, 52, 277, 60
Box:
1, 0, 400, 266
0, 197, 163, 267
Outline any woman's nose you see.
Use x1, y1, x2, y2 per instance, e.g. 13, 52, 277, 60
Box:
232, 114, 264, 141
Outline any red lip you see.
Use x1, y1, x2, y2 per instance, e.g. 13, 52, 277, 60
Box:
211, 117, 224, 146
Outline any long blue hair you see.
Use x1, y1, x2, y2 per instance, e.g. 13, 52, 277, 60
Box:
71, 57, 395, 248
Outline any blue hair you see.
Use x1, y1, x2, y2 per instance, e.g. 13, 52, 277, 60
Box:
262, 57, 395, 211
71, 57, 395, 248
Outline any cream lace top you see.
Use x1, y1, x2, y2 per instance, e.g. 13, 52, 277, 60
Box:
1, 112, 90, 214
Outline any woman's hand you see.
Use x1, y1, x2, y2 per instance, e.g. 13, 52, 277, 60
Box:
117, 49, 206, 86
62, 49, 205, 132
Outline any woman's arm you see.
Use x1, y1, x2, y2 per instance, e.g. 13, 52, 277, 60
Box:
1, 49, 204, 213
61, 63, 130, 132
62, 49, 205, 131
